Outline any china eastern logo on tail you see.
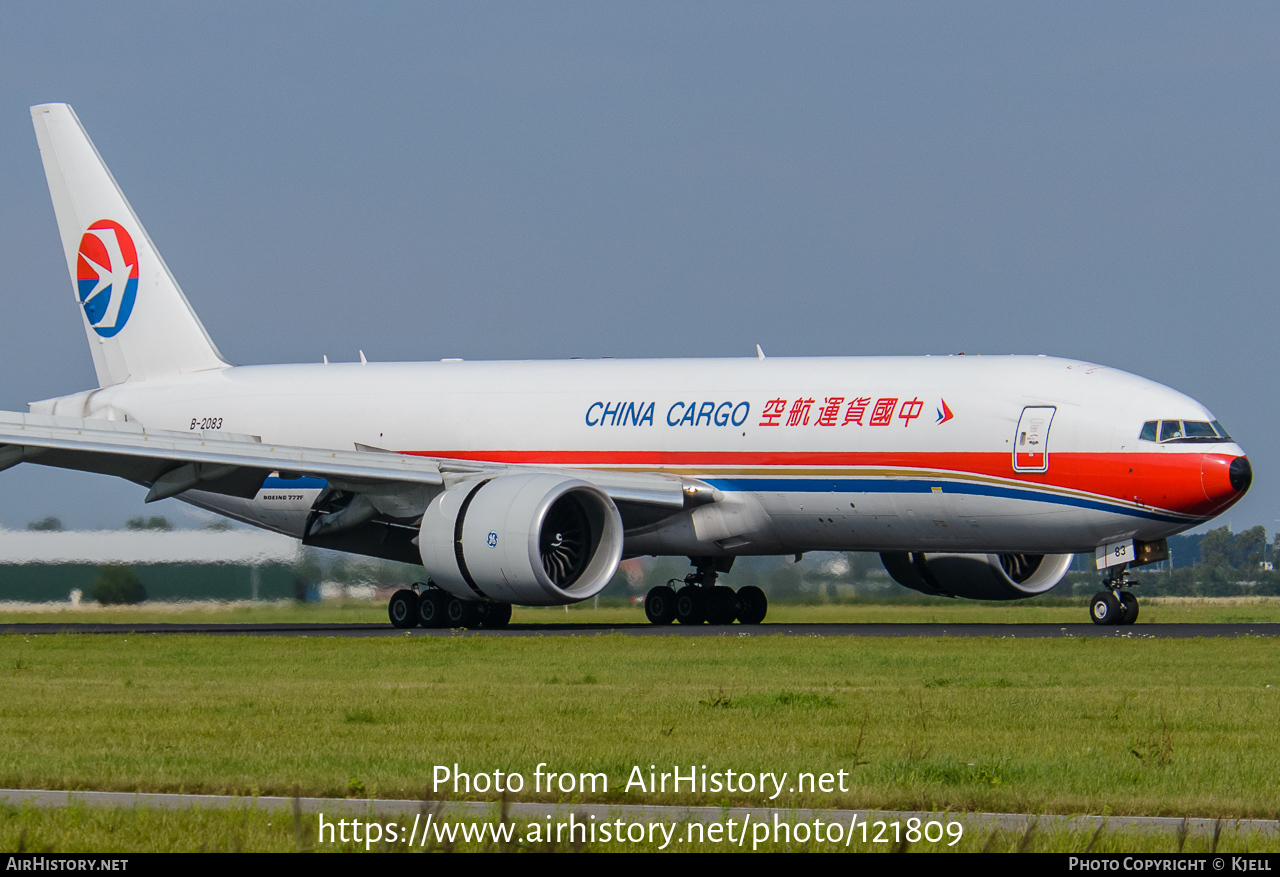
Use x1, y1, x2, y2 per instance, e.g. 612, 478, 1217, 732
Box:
76, 219, 138, 337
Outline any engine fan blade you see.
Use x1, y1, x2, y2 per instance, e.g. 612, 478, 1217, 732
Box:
539, 495, 592, 587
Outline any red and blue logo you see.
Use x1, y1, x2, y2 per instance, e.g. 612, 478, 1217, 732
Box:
76, 219, 138, 337
936, 399, 954, 424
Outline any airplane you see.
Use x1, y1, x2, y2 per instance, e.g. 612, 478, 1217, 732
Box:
3, 103, 1250, 629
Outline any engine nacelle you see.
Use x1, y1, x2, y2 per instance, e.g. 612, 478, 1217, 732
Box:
880, 551, 1073, 601
419, 473, 624, 606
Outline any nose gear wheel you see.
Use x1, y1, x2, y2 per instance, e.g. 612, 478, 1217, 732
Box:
1090, 590, 1122, 625
1090, 568, 1141, 626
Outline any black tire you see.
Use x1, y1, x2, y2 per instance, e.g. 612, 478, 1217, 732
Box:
388, 589, 419, 629
447, 597, 483, 628
674, 586, 706, 625
1090, 590, 1122, 625
644, 585, 677, 625
736, 585, 768, 625
479, 602, 513, 629
417, 589, 448, 628
1119, 591, 1140, 625
705, 586, 739, 625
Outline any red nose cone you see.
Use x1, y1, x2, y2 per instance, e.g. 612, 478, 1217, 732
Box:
1202, 454, 1251, 511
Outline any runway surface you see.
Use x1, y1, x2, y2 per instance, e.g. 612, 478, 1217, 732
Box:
1, 788, 1275, 837
1, 621, 1277, 638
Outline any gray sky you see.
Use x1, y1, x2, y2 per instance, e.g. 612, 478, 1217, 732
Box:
0, 2, 1276, 533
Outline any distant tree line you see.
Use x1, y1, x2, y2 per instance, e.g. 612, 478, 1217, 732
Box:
24, 512, 1278, 603
92, 565, 147, 604
23, 515, 217, 532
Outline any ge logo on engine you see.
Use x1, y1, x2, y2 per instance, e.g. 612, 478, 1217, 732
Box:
486, 531, 498, 548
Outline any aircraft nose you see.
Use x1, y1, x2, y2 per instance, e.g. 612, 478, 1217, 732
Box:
1229, 455, 1253, 493
1202, 453, 1251, 509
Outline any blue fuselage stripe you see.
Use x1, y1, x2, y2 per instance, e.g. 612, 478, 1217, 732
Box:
701, 477, 1192, 525
262, 476, 327, 490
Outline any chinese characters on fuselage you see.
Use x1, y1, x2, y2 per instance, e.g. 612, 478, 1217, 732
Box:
760, 396, 924, 427
583, 397, 934, 427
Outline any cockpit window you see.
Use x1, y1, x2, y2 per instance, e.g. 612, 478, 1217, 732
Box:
1144, 419, 1230, 444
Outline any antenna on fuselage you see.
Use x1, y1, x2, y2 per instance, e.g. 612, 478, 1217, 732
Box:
756, 344, 766, 360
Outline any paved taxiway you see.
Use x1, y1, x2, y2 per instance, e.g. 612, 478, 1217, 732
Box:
1, 622, 1276, 638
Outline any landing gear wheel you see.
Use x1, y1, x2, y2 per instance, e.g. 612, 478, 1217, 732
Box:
446, 597, 483, 628
705, 586, 739, 625
417, 590, 448, 628
388, 589, 419, 629
674, 586, 706, 625
479, 602, 513, 629
735, 585, 768, 625
1090, 591, 1122, 625
1119, 591, 1139, 625
644, 586, 677, 625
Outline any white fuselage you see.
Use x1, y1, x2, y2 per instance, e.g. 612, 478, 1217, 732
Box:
39, 353, 1247, 558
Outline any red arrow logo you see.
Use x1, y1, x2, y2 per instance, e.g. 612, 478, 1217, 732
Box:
936, 399, 954, 424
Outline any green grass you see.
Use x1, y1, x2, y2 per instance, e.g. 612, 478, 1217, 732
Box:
0, 600, 390, 625
3, 595, 1280, 625
2, 803, 1277, 853
0, 633, 1278, 821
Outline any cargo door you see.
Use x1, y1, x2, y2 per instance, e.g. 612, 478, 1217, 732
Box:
1013, 406, 1055, 473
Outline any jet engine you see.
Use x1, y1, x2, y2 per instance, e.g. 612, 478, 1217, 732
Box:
880, 551, 1073, 600
418, 473, 625, 606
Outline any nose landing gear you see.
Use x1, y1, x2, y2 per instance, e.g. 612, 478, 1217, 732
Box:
643, 558, 767, 626
1090, 570, 1140, 626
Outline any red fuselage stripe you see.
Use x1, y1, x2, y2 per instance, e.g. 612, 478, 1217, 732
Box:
401, 450, 1241, 518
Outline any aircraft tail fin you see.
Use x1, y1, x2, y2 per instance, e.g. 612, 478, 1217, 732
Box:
30, 103, 229, 388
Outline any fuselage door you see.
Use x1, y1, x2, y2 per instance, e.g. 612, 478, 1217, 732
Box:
1013, 406, 1056, 473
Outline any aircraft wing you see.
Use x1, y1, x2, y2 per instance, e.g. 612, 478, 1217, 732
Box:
0, 410, 691, 510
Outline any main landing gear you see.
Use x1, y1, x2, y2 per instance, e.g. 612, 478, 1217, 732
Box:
1090, 570, 1140, 626
644, 558, 767, 626
388, 583, 512, 630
